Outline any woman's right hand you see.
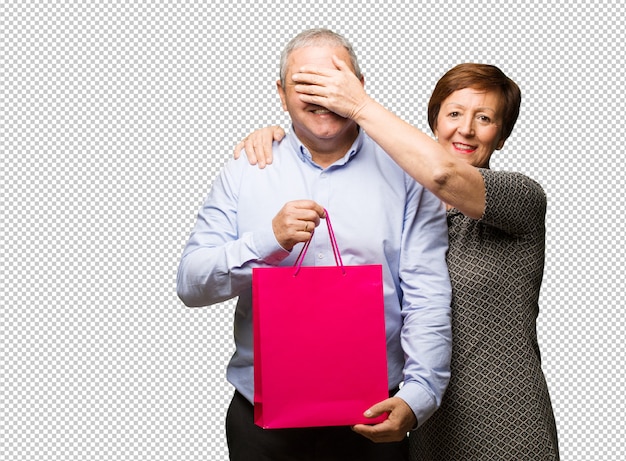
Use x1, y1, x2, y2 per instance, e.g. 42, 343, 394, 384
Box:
233, 125, 285, 168
292, 55, 369, 121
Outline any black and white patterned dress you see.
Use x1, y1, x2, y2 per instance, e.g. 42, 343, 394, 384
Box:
410, 169, 560, 460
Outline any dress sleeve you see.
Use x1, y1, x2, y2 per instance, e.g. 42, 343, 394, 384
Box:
479, 169, 547, 237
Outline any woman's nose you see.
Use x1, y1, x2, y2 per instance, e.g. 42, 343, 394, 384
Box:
457, 117, 475, 136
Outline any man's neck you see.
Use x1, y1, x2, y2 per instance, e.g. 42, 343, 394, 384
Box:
297, 127, 359, 169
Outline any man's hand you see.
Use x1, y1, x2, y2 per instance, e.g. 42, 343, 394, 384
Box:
233, 125, 285, 168
272, 200, 326, 251
352, 397, 417, 443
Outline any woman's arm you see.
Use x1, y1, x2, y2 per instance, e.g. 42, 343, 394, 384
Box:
233, 57, 488, 218
292, 56, 487, 219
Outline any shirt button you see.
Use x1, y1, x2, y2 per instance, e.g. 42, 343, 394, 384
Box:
318, 253, 324, 259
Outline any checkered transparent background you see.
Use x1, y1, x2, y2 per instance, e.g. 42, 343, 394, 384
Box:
1, 1, 624, 459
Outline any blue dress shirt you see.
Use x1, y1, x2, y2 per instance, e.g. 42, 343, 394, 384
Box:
177, 128, 452, 426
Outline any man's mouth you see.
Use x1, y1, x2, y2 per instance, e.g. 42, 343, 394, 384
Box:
312, 108, 331, 115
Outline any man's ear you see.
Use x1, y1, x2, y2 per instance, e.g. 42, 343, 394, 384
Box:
276, 79, 288, 111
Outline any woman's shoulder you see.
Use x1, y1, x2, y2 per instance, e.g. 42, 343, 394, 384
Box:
479, 169, 547, 236
480, 169, 546, 204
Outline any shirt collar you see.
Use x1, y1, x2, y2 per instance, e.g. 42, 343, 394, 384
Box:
285, 125, 364, 168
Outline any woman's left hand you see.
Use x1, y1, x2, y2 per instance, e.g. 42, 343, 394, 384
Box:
233, 125, 285, 168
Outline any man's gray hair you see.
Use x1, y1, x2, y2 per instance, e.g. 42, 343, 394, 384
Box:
279, 28, 362, 87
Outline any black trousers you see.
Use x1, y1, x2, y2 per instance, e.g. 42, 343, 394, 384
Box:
226, 391, 409, 461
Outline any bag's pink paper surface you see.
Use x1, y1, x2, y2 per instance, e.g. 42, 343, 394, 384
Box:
252, 263, 388, 429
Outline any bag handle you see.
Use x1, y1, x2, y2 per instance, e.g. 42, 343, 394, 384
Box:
293, 208, 345, 276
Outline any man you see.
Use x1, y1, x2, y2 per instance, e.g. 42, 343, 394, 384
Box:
176, 28, 451, 461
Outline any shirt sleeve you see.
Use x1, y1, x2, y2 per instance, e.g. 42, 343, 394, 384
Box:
395, 181, 453, 426
176, 157, 290, 307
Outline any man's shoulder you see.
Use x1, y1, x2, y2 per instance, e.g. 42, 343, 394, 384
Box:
361, 133, 420, 182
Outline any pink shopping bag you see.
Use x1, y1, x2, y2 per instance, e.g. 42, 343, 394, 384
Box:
252, 210, 388, 429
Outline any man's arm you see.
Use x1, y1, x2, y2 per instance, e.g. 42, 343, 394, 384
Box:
354, 182, 452, 441
176, 158, 290, 307
396, 184, 452, 423
176, 155, 326, 307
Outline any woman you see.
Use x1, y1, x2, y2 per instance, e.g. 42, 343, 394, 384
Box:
236, 61, 559, 459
